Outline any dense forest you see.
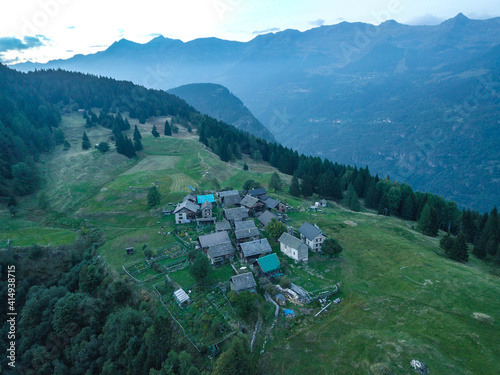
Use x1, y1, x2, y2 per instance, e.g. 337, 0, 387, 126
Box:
0, 228, 209, 374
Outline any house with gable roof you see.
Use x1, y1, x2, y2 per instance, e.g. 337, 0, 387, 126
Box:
230, 272, 257, 293
174, 201, 200, 224
298, 222, 326, 252
278, 232, 309, 261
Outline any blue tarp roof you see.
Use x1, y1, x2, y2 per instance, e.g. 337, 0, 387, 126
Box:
284, 309, 294, 316
197, 194, 215, 204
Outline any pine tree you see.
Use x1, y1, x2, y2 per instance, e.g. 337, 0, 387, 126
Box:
417, 203, 439, 237
133, 125, 142, 141
81, 131, 91, 150
134, 138, 143, 151
401, 195, 415, 221
269, 172, 283, 192
164, 120, 172, 136
345, 183, 361, 212
331, 177, 343, 200
301, 175, 314, 197
151, 125, 160, 138
243, 163, 249, 171
289, 175, 301, 197
451, 233, 469, 262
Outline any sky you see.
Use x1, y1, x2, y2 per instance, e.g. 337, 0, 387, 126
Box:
0, 0, 499, 64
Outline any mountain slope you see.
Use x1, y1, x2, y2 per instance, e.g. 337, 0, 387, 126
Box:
168, 83, 275, 141
12, 16, 500, 211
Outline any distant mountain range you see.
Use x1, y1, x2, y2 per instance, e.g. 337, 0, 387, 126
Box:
14, 13, 500, 211
168, 83, 274, 142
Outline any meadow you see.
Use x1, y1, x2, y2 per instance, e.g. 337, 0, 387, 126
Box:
2, 112, 499, 374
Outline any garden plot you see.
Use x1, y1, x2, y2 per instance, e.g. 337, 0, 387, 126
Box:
154, 282, 240, 348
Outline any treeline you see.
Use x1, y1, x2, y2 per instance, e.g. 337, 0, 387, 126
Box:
0, 64, 61, 196
0, 230, 205, 375
0, 65, 200, 198
198, 116, 499, 260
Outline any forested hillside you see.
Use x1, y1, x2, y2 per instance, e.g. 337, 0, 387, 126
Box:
168, 83, 275, 142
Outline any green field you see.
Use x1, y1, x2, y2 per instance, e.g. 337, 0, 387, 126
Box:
2, 113, 499, 374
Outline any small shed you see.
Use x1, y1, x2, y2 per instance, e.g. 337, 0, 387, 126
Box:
173, 288, 190, 306
126, 247, 134, 255
275, 293, 286, 306
230, 272, 257, 293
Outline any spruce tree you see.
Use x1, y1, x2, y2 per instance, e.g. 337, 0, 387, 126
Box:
301, 175, 314, 197
134, 138, 143, 151
289, 175, 301, 197
243, 163, 249, 171
164, 120, 172, 136
417, 203, 439, 237
81, 131, 91, 150
269, 172, 283, 192
133, 125, 142, 141
151, 125, 160, 138
451, 233, 469, 262
345, 183, 361, 212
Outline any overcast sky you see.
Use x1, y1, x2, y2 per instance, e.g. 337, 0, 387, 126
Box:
0, 0, 499, 64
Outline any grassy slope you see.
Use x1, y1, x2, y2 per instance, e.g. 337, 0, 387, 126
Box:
1, 113, 499, 374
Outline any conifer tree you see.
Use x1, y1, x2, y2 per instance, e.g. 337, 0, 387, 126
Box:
151, 125, 160, 138
345, 183, 361, 212
133, 125, 142, 141
417, 203, 439, 236
81, 131, 91, 150
269, 172, 283, 192
301, 175, 314, 197
164, 120, 172, 136
289, 175, 301, 197
147, 186, 161, 208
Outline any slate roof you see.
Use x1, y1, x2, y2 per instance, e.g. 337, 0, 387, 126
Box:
197, 194, 215, 204
174, 200, 200, 214
235, 227, 261, 241
198, 231, 231, 248
234, 220, 257, 231
260, 194, 270, 201
239, 195, 260, 209
183, 194, 196, 202
224, 207, 249, 221
264, 198, 280, 209
298, 222, 324, 241
215, 220, 231, 232
278, 232, 309, 253
200, 201, 212, 210
230, 272, 257, 291
219, 190, 240, 198
207, 243, 235, 259
258, 210, 277, 227
248, 187, 267, 197
257, 253, 281, 273
240, 238, 272, 258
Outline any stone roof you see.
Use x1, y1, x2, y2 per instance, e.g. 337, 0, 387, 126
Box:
224, 207, 249, 221
239, 195, 260, 209
248, 187, 267, 197
235, 227, 261, 241
200, 201, 212, 210
219, 190, 240, 198
278, 232, 309, 253
240, 238, 272, 258
264, 198, 280, 209
198, 231, 231, 248
234, 220, 257, 231
183, 194, 196, 202
207, 242, 235, 259
174, 200, 200, 214
298, 222, 324, 241
230, 272, 257, 291
258, 210, 277, 226
215, 220, 231, 232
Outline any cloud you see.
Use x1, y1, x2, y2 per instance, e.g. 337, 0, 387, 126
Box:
67, 26, 75, 29
90, 45, 108, 48
0, 35, 46, 53
146, 33, 163, 37
309, 19, 325, 26
252, 27, 280, 35
405, 14, 444, 26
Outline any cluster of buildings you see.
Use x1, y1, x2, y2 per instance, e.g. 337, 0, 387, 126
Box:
172, 188, 328, 295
